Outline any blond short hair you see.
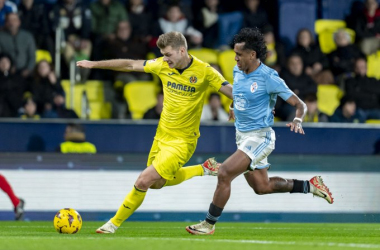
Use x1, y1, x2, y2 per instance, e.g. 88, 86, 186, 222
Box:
157, 31, 187, 50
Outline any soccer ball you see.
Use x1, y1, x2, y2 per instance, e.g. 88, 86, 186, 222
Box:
53, 208, 82, 234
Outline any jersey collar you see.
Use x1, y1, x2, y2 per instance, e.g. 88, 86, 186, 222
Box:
175, 55, 193, 75
244, 62, 263, 76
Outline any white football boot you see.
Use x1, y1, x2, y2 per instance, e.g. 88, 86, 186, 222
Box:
96, 220, 118, 234
309, 176, 334, 204
186, 220, 215, 235
202, 158, 221, 176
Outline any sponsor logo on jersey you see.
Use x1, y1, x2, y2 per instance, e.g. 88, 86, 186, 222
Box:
250, 82, 258, 93
189, 76, 198, 83
167, 81, 196, 93
234, 94, 248, 111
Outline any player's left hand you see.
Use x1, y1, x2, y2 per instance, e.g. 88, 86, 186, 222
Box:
286, 121, 305, 134
228, 109, 235, 121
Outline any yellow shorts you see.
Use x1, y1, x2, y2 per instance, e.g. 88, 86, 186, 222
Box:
147, 131, 197, 180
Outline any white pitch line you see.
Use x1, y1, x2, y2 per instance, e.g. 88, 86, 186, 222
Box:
4, 225, 380, 231
0, 236, 379, 249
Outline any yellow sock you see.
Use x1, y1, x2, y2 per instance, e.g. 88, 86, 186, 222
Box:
164, 164, 204, 187
110, 186, 147, 227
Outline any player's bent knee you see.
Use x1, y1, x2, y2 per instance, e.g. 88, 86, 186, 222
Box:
135, 179, 151, 190
217, 167, 233, 183
150, 182, 164, 189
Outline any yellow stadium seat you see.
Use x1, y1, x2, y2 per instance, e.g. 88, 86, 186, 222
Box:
85, 80, 104, 102
61, 79, 85, 117
88, 102, 112, 120
36, 50, 52, 63
315, 20, 355, 54
366, 119, 380, 124
317, 84, 343, 116
367, 51, 380, 80
188, 48, 219, 64
124, 81, 157, 119
218, 50, 236, 84
315, 19, 346, 34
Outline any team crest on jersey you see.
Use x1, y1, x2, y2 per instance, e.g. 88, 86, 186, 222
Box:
250, 82, 258, 93
189, 76, 198, 84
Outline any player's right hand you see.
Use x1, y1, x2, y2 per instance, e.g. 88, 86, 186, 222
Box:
76, 60, 94, 68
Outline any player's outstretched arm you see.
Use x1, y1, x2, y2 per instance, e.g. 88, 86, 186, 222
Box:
285, 95, 307, 134
219, 83, 233, 100
76, 59, 146, 72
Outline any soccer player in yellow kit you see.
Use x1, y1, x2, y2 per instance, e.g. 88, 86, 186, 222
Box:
77, 31, 233, 233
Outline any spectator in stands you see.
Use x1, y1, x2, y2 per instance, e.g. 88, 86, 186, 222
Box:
345, 57, 380, 120
351, 0, 380, 55
29, 60, 63, 114
59, 123, 97, 153
105, 21, 150, 119
303, 94, 328, 123
329, 95, 365, 123
328, 29, 364, 77
51, 0, 91, 80
43, 91, 78, 119
126, 0, 154, 43
18, 0, 53, 55
19, 96, 40, 119
90, 0, 128, 62
201, 92, 228, 121
281, 54, 317, 99
291, 28, 330, 82
0, 0, 17, 27
241, 0, 269, 30
0, 174, 24, 221
0, 53, 26, 117
91, 0, 128, 40
277, 54, 317, 121
193, 0, 222, 49
158, 4, 203, 49
345, 0, 365, 31
0, 13, 36, 79
263, 25, 286, 73
105, 21, 149, 83
143, 92, 163, 120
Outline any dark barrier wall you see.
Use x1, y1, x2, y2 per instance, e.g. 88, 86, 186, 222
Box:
0, 119, 379, 154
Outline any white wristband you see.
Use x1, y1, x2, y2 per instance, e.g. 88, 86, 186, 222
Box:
293, 117, 302, 123
229, 104, 234, 110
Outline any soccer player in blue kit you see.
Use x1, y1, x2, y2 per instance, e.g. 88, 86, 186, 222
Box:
186, 28, 334, 235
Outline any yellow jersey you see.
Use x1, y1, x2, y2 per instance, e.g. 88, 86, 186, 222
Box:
144, 55, 227, 140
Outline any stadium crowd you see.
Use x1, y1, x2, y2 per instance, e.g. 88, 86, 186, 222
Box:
0, 0, 379, 123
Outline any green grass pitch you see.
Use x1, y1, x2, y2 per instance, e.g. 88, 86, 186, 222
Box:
1, 221, 379, 250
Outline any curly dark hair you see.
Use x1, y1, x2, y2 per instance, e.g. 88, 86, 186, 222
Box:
232, 27, 267, 61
